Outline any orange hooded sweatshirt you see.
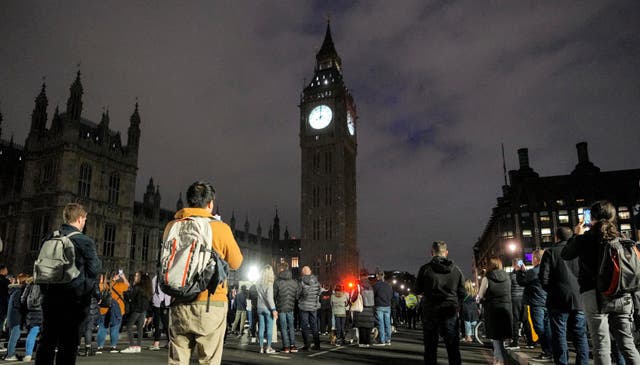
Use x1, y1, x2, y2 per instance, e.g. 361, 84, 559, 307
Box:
163, 207, 243, 304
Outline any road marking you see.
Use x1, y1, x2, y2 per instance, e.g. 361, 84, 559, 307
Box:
308, 344, 354, 358
269, 355, 291, 360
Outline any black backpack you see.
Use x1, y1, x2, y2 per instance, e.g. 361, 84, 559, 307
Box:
597, 238, 640, 298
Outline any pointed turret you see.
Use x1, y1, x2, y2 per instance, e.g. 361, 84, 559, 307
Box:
50, 106, 62, 133
66, 71, 83, 120
176, 192, 184, 211
127, 102, 141, 152
29, 82, 48, 138
284, 226, 290, 241
316, 20, 342, 70
272, 208, 281, 241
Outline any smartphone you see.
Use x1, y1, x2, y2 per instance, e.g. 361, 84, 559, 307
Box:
517, 259, 524, 267
583, 209, 591, 226
118, 269, 123, 276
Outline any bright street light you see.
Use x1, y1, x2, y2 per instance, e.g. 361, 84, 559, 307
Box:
400, 284, 405, 290
247, 266, 260, 282
392, 279, 397, 285
508, 242, 517, 253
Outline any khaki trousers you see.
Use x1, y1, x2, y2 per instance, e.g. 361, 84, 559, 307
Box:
168, 303, 227, 365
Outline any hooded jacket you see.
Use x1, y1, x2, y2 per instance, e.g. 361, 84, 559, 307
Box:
299, 274, 320, 312
415, 256, 466, 315
481, 269, 512, 340
274, 269, 300, 313
516, 265, 547, 307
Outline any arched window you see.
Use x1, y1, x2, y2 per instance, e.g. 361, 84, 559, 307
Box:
103, 224, 116, 257
78, 163, 92, 198
108, 173, 120, 205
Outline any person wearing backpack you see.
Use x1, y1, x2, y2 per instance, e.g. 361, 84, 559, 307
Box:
36, 203, 101, 365
561, 200, 640, 365
163, 181, 243, 365
120, 271, 153, 353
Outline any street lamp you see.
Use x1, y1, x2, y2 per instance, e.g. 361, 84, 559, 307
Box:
247, 266, 259, 282
400, 284, 405, 290
392, 279, 397, 285
508, 242, 517, 253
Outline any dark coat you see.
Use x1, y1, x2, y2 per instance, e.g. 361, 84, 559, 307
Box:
235, 289, 248, 311
274, 270, 299, 313
320, 290, 332, 310
0, 275, 9, 315
516, 265, 547, 307
539, 241, 582, 311
373, 281, 393, 308
249, 284, 258, 310
41, 224, 102, 299
509, 271, 524, 300
561, 229, 603, 293
21, 283, 43, 327
482, 269, 512, 340
125, 285, 150, 313
299, 274, 321, 312
351, 279, 375, 328
6, 284, 24, 328
415, 256, 466, 316
461, 294, 479, 322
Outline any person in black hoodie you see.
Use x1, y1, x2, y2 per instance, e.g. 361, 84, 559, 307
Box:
561, 201, 640, 365
37, 203, 102, 365
274, 262, 300, 353
539, 226, 589, 365
516, 249, 552, 362
507, 260, 530, 350
477, 257, 512, 365
319, 285, 333, 336
120, 271, 152, 353
415, 241, 465, 365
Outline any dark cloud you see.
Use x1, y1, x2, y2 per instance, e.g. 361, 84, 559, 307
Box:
1, 0, 639, 276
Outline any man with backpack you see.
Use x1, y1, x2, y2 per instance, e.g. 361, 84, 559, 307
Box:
35, 203, 101, 365
562, 200, 640, 364
162, 181, 243, 365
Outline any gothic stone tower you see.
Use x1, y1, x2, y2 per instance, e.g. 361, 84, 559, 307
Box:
300, 22, 359, 285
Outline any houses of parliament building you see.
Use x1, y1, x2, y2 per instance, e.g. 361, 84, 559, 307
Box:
0, 72, 299, 279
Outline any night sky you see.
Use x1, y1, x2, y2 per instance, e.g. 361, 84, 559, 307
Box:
1, 1, 639, 276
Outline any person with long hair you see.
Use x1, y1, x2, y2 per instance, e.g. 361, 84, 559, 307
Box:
4, 273, 28, 361
120, 271, 153, 353
461, 279, 479, 343
477, 258, 512, 365
562, 201, 640, 364
256, 265, 278, 354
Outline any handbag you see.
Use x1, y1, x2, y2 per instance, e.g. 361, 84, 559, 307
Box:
350, 287, 363, 313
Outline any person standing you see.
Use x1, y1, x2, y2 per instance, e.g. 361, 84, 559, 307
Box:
256, 265, 278, 354
149, 275, 171, 350
21, 277, 43, 362
96, 271, 129, 353
0, 265, 10, 354
4, 273, 27, 361
373, 270, 394, 346
405, 292, 418, 329
477, 257, 513, 365
36, 203, 102, 365
231, 285, 248, 337
461, 280, 479, 343
298, 266, 321, 351
351, 271, 375, 348
121, 271, 153, 353
516, 249, 552, 362
507, 261, 528, 350
539, 226, 589, 365
319, 285, 333, 335
331, 284, 349, 346
562, 201, 640, 365
274, 262, 300, 353
165, 181, 243, 365
415, 241, 466, 365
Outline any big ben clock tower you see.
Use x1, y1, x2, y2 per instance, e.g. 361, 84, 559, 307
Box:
300, 22, 358, 285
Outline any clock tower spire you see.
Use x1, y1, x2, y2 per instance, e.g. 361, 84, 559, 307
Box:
299, 22, 359, 285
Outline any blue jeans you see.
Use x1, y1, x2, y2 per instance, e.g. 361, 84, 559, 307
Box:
464, 321, 477, 336
299, 310, 320, 347
529, 305, 552, 355
97, 302, 122, 348
376, 306, 392, 343
7, 324, 21, 357
25, 326, 40, 356
278, 311, 296, 348
257, 310, 273, 349
549, 309, 589, 365
422, 313, 461, 365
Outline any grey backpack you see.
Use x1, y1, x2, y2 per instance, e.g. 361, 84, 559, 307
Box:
33, 231, 81, 284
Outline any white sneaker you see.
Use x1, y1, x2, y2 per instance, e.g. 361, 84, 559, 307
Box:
23, 355, 33, 361
120, 346, 141, 353
265, 347, 276, 354
3, 355, 18, 361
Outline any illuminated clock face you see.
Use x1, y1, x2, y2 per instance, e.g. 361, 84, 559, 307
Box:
308, 105, 333, 130
347, 111, 355, 135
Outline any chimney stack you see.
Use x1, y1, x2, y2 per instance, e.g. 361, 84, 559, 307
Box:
518, 148, 530, 170
576, 142, 589, 163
